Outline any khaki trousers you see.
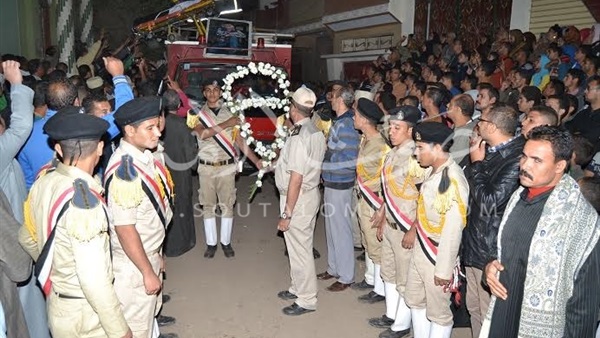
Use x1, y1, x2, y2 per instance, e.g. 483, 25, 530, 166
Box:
113, 252, 162, 338
48, 292, 107, 338
380, 225, 413, 295
281, 189, 320, 310
198, 163, 237, 218
351, 190, 362, 247
405, 244, 453, 326
465, 266, 490, 338
357, 197, 382, 264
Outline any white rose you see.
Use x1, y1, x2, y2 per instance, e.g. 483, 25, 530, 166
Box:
250, 67, 258, 74
257, 171, 264, 179
285, 80, 290, 87
276, 69, 282, 75
271, 74, 277, 79
256, 141, 263, 149
241, 131, 247, 138
248, 62, 255, 68
284, 106, 290, 112
283, 90, 290, 96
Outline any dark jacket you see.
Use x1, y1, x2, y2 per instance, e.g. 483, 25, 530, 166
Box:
461, 135, 526, 270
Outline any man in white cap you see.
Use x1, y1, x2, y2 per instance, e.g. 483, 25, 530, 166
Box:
275, 86, 326, 316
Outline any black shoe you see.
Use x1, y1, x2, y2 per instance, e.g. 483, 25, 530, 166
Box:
203, 245, 217, 258
351, 279, 374, 290
221, 243, 235, 258
158, 334, 179, 338
282, 303, 315, 316
162, 294, 171, 304
356, 251, 365, 261
358, 291, 385, 304
157, 315, 176, 327
368, 315, 395, 328
313, 248, 321, 259
354, 246, 363, 252
277, 290, 298, 300
378, 327, 411, 338
158, 333, 179, 338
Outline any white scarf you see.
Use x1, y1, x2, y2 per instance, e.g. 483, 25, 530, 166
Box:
480, 175, 600, 338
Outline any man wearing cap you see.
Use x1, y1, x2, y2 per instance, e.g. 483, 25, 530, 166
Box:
405, 122, 469, 338
352, 98, 390, 303
275, 86, 326, 316
18, 111, 132, 338
369, 106, 424, 338
104, 97, 174, 338
187, 78, 262, 259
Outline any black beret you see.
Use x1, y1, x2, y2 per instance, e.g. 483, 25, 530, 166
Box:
202, 78, 224, 88
412, 122, 453, 145
389, 105, 421, 125
44, 110, 109, 141
114, 97, 162, 127
356, 98, 384, 124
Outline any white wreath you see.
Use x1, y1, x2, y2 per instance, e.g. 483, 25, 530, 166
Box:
222, 62, 291, 191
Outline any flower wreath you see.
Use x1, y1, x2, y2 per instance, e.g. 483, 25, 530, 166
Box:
221, 62, 291, 197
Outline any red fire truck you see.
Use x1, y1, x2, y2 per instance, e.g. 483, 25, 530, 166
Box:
165, 24, 293, 142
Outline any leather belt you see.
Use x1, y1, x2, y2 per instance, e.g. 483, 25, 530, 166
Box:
198, 158, 235, 167
56, 292, 84, 299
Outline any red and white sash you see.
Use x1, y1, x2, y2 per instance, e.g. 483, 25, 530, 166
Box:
356, 176, 383, 210
415, 220, 438, 265
193, 107, 238, 160
104, 160, 171, 228
35, 187, 107, 296
381, 167, 414, 232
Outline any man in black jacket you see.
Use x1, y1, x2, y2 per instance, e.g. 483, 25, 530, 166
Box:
461, 104, 524, 338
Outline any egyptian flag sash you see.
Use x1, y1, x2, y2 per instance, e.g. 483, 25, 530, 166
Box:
35, 187, 107, 296
415, 220, 438, 265
356, 176, 383, 210
153, 159, 173, 205
192, 106, 238, 160
104, 161, 170, 229
381, 167, 414, 232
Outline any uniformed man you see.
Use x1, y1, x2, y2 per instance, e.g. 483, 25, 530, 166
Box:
369, 106, 425, 338
187, 78, 262, 258
104, 97, 174, 338
353, 98, 390, 303
404, 122, 469, 338
275, 86, 326, 316
18, 108, 132, 338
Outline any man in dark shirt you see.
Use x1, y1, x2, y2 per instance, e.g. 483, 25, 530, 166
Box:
482, 126, 600, 338
565, 75, 600, 151
462, 104, 524, 338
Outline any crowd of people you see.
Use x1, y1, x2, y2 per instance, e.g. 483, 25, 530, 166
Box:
0, 17, 600, 338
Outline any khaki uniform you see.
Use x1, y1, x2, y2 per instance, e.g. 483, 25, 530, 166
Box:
380, 141, 424, 293
195, 103, 237, 219
404, 158, 468, 326
18, 164, 129, 338
356, 133, 390, 264
275, 118, 326, 310
106, 140, 173, 338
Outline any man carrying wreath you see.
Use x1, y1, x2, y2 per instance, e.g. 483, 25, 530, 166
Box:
187, 78, 262, 259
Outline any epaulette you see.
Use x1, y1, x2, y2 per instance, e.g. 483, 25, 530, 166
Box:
35, 157, 60, 180
408, 156, 425, 179
66, 179, 107, 241
291, 125, 302, 136
108, 155, 143, 208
